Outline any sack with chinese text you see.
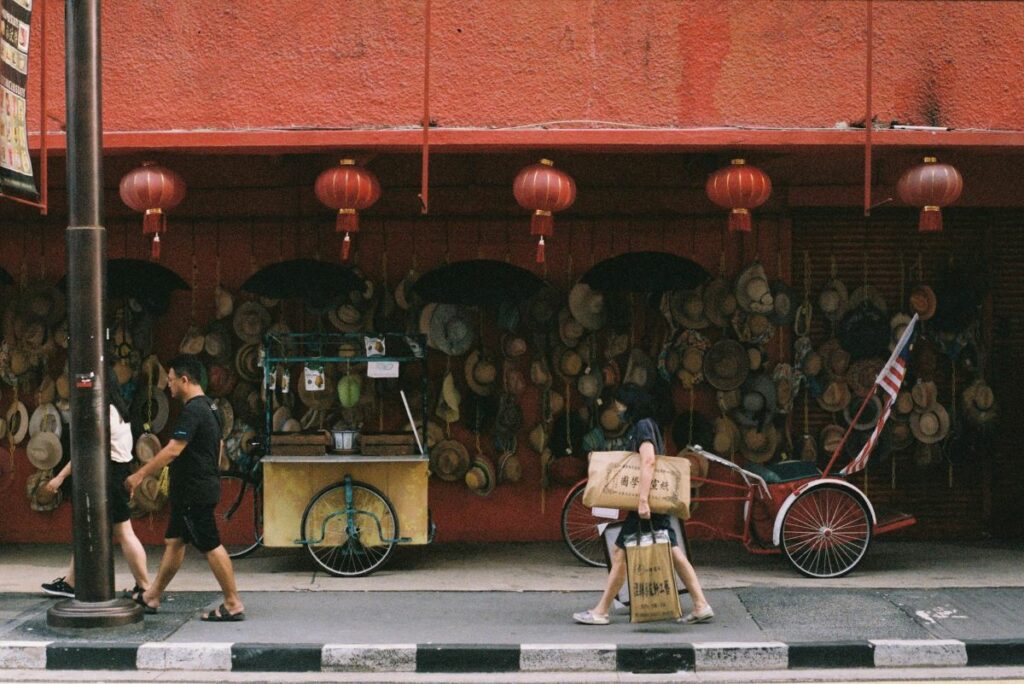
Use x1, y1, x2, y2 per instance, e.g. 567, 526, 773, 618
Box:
624, 527, 682, 623
582, 451, 690, 518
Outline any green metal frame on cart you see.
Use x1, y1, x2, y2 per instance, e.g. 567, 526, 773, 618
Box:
260, 331, 430, 456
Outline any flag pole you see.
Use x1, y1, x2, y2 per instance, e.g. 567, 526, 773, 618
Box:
821, 388, 877, 478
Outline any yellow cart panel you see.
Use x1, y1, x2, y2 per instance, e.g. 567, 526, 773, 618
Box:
262, 454, 430, 547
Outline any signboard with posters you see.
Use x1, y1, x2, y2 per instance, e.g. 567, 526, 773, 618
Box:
0, 0, 37, 200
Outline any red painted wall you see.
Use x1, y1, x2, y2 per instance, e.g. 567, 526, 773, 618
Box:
25, 1, 1024, 135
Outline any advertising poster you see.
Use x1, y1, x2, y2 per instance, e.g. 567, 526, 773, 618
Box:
0, 0, 36, 200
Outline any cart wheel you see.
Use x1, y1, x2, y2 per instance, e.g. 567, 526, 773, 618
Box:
781, 484, 872, 578
216, 474, 263, 559
561, 481, 623, 567
300, 480, 398, 577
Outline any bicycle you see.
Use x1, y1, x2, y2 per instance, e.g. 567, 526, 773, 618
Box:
216, 447, 264, 560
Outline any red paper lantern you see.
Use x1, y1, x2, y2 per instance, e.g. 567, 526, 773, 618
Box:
314, 159, 381, 261
119, 162, 186, 261
513, 159, 576, 263
896, 156, 963, 233
705, 159, 772, 233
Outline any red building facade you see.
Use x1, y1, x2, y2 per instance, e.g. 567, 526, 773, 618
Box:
2, 1, 1022, 545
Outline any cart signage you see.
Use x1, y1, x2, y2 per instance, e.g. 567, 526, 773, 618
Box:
0, 0, 37, 200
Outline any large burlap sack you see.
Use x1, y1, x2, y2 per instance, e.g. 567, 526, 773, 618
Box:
582, 451, 690, 518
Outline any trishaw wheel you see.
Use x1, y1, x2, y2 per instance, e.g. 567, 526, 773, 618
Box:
561, 481, 622, 567
217, 474, 263, 559
781, 484, 872, 579
300, 480, 398, 577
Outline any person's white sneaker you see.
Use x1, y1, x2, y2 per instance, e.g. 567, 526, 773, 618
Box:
572, 610, 610, 625
679, 606, 714, 624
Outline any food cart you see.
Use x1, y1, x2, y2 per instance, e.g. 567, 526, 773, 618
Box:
257, 331, 433, 576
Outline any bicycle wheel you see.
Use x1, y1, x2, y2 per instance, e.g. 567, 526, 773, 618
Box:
781, 485, 872, 578
216, 474, 263, 559
561, 481, 623, 567
300, 480, 398, 577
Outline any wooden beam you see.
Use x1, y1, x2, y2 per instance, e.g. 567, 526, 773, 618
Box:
27, 127, 1024, 156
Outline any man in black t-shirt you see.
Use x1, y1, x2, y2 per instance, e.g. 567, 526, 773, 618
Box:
125, 355, 245, 621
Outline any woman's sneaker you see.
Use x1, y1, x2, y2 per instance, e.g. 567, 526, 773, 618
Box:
42, 577, 75, 598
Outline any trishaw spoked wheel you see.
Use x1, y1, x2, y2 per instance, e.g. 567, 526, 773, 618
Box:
300, 480, 398, 577
216, 474, 263, 559
781, 485, 872, 578
561, 481, 622, 567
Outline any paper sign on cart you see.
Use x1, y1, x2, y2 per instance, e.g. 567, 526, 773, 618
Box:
591, 507, 620, 519
303, 365, 326, 391
367, 361, 399, 378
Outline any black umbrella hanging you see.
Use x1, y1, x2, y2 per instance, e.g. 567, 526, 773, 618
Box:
240, 258, 363, 311
580, 251, 710, 293
411, 259, 545, 308
57, 258, 191, 315
0, 266, 12, 286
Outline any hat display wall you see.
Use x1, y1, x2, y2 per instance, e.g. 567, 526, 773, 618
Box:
735, 263, 774, 314
430, 438, 470, 481
26, 431, 63, 470
568, 283, 606, 331
27, 470, 62, 512
5, 397, 29, 446
465, 454, 496, 496
703, 340, 750, 391
911, 402, 951, 444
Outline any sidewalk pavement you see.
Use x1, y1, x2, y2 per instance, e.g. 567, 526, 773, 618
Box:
1, 539, 1023, 676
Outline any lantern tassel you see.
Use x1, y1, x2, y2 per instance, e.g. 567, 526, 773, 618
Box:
341, 233, 352, 262
151, 233, 161, 261
728, 208, 752, 232
336, 209, 359, 234
919, 206, 942, 233
536, 236, 546, 264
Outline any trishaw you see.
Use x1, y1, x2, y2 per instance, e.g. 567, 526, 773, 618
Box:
561, 446, 916, 578
216, 331, 433, 577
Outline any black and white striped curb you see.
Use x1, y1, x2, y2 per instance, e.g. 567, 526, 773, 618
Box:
2, 639, 1023, 672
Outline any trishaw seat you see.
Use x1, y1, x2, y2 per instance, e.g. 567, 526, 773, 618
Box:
744, 459, 822, 484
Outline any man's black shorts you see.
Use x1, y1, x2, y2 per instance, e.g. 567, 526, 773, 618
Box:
166, 502, 221, 553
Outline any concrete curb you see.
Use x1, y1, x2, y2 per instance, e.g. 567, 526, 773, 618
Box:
2, 639, 1023, 673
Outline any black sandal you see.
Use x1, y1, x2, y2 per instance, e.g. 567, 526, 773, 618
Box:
201, 603, 245, 622
131, 590, 158, 615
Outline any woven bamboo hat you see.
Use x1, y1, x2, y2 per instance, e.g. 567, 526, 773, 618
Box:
962, 379, 997, 425
739, 422, 779, 464
134, 432, 162, 464
27, 470, 62, 512
465, 350, 499, 396
131, 474, 167, 515
908, 284, 937, 321
568, 283, 606, 331
669, 288, 709, 329
910, 402, 950, 444
26, 431, 62, 470
736, 263, 774, 314
702, 276, 737, 328
430, 438, 470, 481
703, 340, 750, 391
465, 454, 496, 496
497, 451, 522, 484
5, 400, 28, 445
818, 278, 849, 322
817, 379, 852, 413
28, 403, 62, 439
233, 301, 272, 344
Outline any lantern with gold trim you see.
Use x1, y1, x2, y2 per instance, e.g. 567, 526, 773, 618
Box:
119, 162, 186, 261
513, 159, 576, 263
897, 156, 963, 233
705, 158, 772, 233
314, 159, 381, 262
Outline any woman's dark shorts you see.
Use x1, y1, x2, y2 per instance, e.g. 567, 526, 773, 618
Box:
166, 502, 221, 553
108, 461, 133, 525
614, 511, 678, 549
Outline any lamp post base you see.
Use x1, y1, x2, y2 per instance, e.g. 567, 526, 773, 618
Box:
47, 598, 143, 628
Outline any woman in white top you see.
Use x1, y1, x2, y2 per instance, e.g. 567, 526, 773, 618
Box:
41, 364, 151, 599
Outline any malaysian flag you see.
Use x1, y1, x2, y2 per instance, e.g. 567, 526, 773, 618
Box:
840, 314, 918, 476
